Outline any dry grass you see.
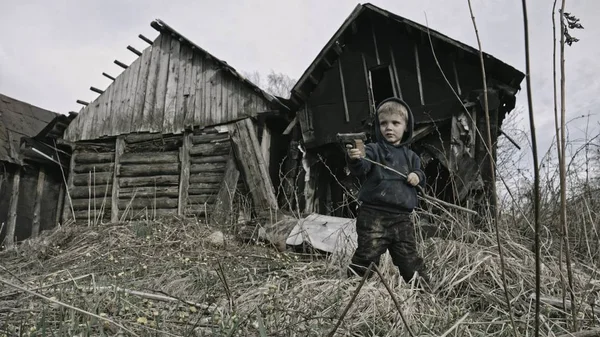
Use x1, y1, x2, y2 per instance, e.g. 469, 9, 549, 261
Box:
0, 214, 598, 336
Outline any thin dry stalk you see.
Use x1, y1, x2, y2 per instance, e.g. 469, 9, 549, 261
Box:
372, 264, 416, 337
327, 263, 373, 337
559, 0, 578, 331
0, 276, 140, 337
466, 1, 519, 336
520, 0, 542, 336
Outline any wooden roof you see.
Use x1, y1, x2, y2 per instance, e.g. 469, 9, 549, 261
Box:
0, 93, 58, 165
64, 19, 290, 142
291, 3, 525, 106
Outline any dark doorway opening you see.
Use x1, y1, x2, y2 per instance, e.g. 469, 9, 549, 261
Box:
369, 65, 395, 108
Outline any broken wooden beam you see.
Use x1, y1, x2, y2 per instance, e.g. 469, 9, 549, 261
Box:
282, 117, 298, 135
138, 34, 153, 45
414, 44, 424, 105
114, 60, 128, 69
127, 45, 142, 56
76, 100, 89, 106
90, 86, 104, 95
338, 59, 350, 123
102, 72, 116, 81
4, 168, 21, 249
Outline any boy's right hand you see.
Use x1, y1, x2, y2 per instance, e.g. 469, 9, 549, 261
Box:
346, 145, 363, 160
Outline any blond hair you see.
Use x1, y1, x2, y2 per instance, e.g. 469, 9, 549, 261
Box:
377, 101, 408, 122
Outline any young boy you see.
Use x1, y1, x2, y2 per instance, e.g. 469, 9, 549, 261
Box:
346, 97, 430, 288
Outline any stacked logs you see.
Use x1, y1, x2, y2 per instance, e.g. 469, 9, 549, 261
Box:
67, 143, 115, 222
118, 134, 183, 220
186, 128, 231, 217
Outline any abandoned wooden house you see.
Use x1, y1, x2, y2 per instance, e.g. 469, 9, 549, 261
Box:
0, 93, 72, 248
281, 3, 525, 218
60, 20, 291, 224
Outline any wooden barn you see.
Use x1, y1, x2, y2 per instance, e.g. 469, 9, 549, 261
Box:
282, 3, 525, 218
60, 20, 291, 225
0, 93, 72, 249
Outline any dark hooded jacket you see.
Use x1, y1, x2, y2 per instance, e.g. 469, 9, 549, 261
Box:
347, 97, 426, 214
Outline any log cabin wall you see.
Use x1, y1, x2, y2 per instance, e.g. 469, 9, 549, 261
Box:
61, 120, 279, 224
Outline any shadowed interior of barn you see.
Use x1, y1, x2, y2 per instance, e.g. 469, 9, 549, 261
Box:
278, 3, 524, 220
0, 94, 72, 248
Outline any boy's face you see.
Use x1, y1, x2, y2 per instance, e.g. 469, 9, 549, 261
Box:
379, 112, 406, 145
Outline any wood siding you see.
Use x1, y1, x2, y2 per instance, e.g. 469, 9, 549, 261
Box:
64, 33, 272, 142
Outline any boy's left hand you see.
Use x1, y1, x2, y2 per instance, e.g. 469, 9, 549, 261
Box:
407, 172, 420, 186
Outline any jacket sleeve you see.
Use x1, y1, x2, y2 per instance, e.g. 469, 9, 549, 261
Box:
410, 151, 426, 188
346, 144, 376, 176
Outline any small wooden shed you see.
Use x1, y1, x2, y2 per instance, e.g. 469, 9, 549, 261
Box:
0, 94, 71, 248
282, 3, 525, 218
60, 20, 291, 224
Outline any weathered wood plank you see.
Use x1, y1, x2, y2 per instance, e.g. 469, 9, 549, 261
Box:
190, 162, 227, 174
89, 86, 106, 140
260, 127, 271, 173
119, 175, 180, 188
5, 168, 21, 249
338, 59, 350, 123
210, 68, 222, 126
184, 48, 198, 128
108, 67, 127, 135
231, 118, 278, 212
62, 148, 77, 222
73, 172, 113, 186
70, 197, 112, 210
190, 155, 229, 164
203, 61, 218, 125
99, 80, 115, 137
73, 163, 115, 174
119, 186, 179, 198
189, 173, 224, 184
121, 56, 141, 134
188, 186, 220, 195
151, 34, 171, 132
162, 37, 181, 134
119, 163, 180, 177
31, 168, 46, 238
70, 185, 112, 199
193, 53, 205, 127
189, 142, 231, 156
178, 132, 191, 215
55, 183, 65, 225
173, 44, 193, 133
75, 152, 115, 164
132, 46, 153, 129
191, 132, 230, 144
111, 137, 125, 222
187, 195, 216, 205
142, 35, 163, 128
120, 151, 178, 164
119, 197, 179, 209
82, 96, 101, 140
73, 209, 111, 222
212, 156, 240, 226
230, 77, 239, 120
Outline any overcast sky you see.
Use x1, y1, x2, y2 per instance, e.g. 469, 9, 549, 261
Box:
1, 0, 598, 158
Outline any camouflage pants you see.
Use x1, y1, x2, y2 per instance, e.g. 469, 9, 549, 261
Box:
348, 207, 429, 285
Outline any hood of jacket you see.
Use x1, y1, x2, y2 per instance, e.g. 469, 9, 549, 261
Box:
373, 97, 415, 147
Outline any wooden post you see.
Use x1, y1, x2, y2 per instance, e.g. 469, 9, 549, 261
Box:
178, 132, 191, 216
62, 148, 77, 222
111, 137, 125, 223
414, 44, 424, 105
31, 168, 46, 238
213, 155, 240, 226
260, 127, 271, 174
338, 60, 350, 123
5, 167, 21, 249
231, 118, 278, 212
55, 183, 65, 226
